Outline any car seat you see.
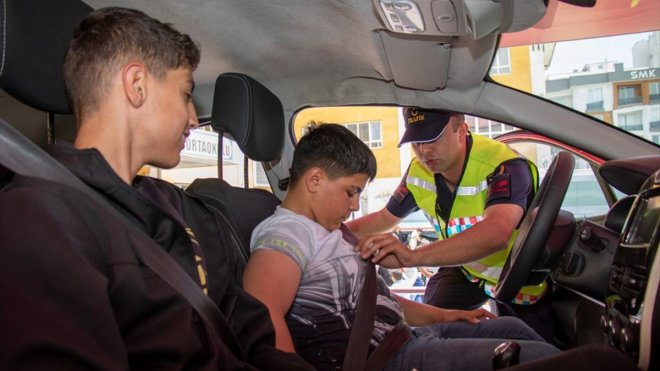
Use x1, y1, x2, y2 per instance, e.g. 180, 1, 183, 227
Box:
0, 0, 91, 186
186, 73, 284, 260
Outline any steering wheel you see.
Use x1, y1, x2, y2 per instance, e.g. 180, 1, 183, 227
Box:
493, 151, 575, 303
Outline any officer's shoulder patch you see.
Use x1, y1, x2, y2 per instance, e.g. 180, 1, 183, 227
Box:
392, 181, 409, 205
486, 172, 511, 203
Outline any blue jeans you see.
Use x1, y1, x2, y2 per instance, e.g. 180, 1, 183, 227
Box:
424, 267, 556, 343
384, 317, 559, 371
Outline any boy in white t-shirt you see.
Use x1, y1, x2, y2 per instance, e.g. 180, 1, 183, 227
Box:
243, 123, 559, 371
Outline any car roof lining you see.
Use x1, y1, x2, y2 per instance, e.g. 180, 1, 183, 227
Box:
72, 0, 657, 163
79, 0, 513, 116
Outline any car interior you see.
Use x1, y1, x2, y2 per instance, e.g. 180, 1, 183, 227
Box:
1, 0, 658, 370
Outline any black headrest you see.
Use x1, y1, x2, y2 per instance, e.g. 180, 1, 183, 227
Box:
0, 0, 91, 114
211, 73, 285, 162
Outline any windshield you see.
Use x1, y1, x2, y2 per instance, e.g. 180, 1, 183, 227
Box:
494, 0, 660, 145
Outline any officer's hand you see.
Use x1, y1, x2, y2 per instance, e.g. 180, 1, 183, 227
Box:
355, 233, 413, 267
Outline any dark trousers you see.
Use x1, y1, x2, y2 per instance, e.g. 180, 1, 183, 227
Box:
423, 267, 555, 344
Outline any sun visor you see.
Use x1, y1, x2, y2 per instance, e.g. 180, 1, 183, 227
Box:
379, 32, 452, 91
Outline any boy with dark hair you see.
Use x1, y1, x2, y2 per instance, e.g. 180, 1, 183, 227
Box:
243, 123, 559, 371
1, 7, 310, 370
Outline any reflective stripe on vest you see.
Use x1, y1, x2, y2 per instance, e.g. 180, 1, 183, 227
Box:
463, 260, 502, 280
406, 175, 435, 193
455, 180, 488, 196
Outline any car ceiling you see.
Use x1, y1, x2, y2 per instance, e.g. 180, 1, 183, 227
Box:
78, 0, 657, 161
81, 0, 546, 117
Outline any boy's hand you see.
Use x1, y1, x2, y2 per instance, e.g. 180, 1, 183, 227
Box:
355, 233, 414, 267
444, 308, 497, 324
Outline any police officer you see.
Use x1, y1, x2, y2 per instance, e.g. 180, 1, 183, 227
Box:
349, 107, 553, 342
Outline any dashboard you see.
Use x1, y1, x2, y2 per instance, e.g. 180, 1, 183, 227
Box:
605, 169, 659, 370
550, 156, 659, 370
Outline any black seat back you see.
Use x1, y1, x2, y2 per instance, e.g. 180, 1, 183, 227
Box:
187, 73, 284, 258
0, 0, 90, 114
0, 0, 91, 185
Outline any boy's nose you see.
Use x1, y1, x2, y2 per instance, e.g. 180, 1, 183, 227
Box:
349, 197, 360, 212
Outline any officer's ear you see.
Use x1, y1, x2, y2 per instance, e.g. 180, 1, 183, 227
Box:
456, 121, 468, 136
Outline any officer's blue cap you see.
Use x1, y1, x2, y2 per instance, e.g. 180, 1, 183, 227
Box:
398, 108, 453, 147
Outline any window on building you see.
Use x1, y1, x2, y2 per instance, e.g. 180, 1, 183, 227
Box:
466, 116, 516, 139
478, 119, 489, 134
652, 134, 660, 145
651, 109, 660, 144
343, 121, 383, 148
649, 81, 660, 102
617, 85, 642, 106
489, 48, 511, 75
586, 87, 604, 111
617, 111, 643, 132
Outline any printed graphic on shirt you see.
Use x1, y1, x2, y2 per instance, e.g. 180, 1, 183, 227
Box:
446, 216, 483, 237
186, 227, 208, 295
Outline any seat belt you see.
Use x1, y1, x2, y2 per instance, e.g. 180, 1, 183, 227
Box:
341, 224, 377, 371
0, 119, 245, 359
340, 225, 411, 371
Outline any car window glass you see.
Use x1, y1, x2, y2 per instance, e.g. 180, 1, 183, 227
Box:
506, 141, 619, 219
293, 106, 623, 221
138, 125, 271, 191
493, 3, 659, 146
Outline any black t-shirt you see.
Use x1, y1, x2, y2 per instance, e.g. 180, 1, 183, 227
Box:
386, 136, 535, 225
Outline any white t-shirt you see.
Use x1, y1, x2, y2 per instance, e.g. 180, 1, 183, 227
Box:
250, 207, 404, 368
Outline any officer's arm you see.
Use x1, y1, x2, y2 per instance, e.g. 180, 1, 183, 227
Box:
407, 203, 523, 266
346, 207, 402, 238
364, 203, 523, 267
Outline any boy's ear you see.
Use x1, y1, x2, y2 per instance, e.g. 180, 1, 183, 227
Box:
123, 62, 147, 108
304, 167, 324, 193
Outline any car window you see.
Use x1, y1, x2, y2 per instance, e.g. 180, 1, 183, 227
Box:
293, 106, 621, 220
494, 3, 659, 146
141, 125, 269, 191
505, 140, 622, 219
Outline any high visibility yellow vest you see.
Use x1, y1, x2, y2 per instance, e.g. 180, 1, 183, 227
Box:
405, 134, 545, 304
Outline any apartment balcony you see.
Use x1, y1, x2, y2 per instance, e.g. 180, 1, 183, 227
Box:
585, 101, 604, 111
618, 96, 643, 106
650, 120, 660, 132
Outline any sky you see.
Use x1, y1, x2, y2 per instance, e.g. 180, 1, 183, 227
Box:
546, 32, 654, 76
